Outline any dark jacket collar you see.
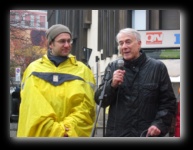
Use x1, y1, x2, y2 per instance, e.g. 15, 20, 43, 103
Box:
124, 50, 146, 69
47, 49, 68, 67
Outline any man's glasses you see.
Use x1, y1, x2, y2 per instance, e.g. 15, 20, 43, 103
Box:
55, 39, 73, 45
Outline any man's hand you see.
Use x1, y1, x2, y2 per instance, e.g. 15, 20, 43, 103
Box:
111, 69, 126, 88
146, 125, 161, 137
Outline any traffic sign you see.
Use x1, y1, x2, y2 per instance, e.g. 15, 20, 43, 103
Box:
15, 67, 21, 82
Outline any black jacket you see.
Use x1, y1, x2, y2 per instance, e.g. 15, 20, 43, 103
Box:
94, 50, 176, 137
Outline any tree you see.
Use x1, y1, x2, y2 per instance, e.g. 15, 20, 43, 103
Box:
10, 10, 47, 79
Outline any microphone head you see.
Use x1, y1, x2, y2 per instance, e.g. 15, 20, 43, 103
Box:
117, 59, 124, 70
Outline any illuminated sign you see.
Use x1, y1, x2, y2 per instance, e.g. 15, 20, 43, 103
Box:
138, 30, 180, 48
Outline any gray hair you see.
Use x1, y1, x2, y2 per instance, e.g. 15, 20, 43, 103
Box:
116, 28, 141, 43
116, 28, 141, 55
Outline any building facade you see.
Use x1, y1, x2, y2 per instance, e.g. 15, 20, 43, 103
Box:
47, 9, 180, 95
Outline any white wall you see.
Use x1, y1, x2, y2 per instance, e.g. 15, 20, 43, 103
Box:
87, 10, 99, 74
87, 10, 120, 84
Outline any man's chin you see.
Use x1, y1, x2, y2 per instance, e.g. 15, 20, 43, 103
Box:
123, 55, 131, 60
61, 52, 69, 57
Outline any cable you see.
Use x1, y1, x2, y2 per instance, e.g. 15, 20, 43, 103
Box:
113, 87, 121, 136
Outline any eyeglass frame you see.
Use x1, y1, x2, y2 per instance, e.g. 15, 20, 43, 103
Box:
54, 39, 73, 45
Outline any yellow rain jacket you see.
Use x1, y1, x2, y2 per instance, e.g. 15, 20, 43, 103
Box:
17, 54, 96, 137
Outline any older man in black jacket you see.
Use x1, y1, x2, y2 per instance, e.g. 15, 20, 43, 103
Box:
94, 28, 176, 137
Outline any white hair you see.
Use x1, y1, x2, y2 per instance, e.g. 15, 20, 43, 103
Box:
116, 28, 141, 54
116, 28, 141, 43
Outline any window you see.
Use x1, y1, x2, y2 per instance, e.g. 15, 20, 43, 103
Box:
132, 10, 146, 30
40, 16, 45, 28
143, 48, 180, 59
36, 15, 40, 27
21, 14, 25, 27
30, 15, 34, 27
15, 13, 19, 26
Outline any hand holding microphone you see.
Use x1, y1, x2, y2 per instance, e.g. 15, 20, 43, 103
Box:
111, 60, 125, 88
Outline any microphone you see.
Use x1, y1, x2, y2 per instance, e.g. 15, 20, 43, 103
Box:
117, 59, 124, 70
117, 59, 124, 85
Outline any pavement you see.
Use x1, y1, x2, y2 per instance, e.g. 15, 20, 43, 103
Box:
10, 122, 18, 137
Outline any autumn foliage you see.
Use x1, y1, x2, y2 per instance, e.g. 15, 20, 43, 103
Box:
10, 10, 47, 78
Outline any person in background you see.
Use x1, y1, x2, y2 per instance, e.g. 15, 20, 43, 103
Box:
17, 24, 96, 137
174, 87, 180, 137
94, 28, 176, 137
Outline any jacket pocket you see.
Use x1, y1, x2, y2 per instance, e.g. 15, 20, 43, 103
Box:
139, 83, 159, 120
142, 83, 158, 97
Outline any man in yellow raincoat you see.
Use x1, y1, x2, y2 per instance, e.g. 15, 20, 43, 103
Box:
17, 24, 96, 137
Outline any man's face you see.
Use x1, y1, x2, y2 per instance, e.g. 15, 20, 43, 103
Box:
50, 33, 72, 57
118, 33, 141, 61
